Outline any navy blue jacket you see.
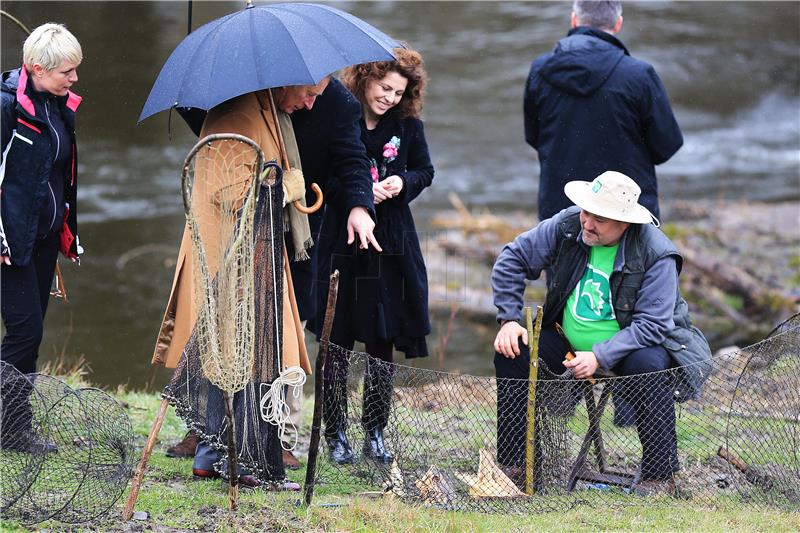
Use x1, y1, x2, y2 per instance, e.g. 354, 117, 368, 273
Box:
289, 78, 375, 323
1, 67, 82, 266
524, 27, 683, 220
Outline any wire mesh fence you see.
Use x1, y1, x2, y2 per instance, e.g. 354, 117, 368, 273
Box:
0, 362, 135, 525
310, 314, 800, 513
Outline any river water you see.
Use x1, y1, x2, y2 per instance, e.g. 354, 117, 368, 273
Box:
1, 1, 798, 390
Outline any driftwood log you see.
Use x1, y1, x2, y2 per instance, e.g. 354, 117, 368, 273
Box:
678, 243, 793, 311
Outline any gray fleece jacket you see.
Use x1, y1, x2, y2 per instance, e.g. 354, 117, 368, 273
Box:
491, 207, 679, 370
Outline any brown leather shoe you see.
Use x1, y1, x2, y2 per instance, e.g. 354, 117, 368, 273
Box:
166, 430, 199, 458
192, 467, 221, 480
282, 449, 301, 470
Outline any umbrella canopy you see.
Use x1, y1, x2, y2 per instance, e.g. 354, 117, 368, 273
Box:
139, 2, 399, 122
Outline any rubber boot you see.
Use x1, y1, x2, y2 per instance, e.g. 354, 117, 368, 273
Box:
361, 357, 394, 464
323, 374, 353, 465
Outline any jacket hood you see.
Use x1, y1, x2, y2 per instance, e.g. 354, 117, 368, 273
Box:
539, 27, 628, 97
1, 68, 20, 95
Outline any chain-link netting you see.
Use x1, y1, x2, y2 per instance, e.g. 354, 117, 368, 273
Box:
310, 314, 799, 513
0, 361, 135, 525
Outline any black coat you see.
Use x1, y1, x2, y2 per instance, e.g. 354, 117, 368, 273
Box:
289, 78, 375, 324
344, 111, 434, 357
524, 27, 683, 221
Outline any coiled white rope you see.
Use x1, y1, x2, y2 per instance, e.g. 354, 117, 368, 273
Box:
259, 365, 306, 450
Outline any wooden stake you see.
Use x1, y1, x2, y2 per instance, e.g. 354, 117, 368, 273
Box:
122, 397, 170, 520
524, 306, 543, 495
223, 391, 239, 510
303, 270, 340, 506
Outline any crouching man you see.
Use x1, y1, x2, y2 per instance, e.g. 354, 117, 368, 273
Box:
491, 171, 710, 495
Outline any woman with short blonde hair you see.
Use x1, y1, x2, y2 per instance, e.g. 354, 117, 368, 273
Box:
1, 24, 84, 449
23, 22, 83, 72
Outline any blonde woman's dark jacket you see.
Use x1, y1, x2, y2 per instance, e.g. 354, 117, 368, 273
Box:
1, 67, 82, 266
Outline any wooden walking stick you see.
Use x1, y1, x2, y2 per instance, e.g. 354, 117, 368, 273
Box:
525, 305, 543, 495
122, 396, 170, 520
50, 261, 68, 301
303, 270, 340, 506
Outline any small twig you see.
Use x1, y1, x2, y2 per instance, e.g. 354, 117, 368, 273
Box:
1, 10, 31, 35
525, 305, 543, 495
434, 303, 460, 369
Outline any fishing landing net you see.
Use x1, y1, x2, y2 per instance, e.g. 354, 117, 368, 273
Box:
0, 361, 135, 525
163, 134, 289, 487
310, 313, 800, 513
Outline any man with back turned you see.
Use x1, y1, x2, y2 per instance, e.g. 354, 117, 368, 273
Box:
524, 0, 683, 222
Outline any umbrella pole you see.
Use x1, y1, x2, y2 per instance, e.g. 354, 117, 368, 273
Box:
267, 88, 323, 214
283, 247, 309, 366
524, 306, 543, 495
267, 88, 291, 169
303, 270, 340, 507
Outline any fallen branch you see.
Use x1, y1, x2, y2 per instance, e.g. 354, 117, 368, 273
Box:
717, 446, 773, 491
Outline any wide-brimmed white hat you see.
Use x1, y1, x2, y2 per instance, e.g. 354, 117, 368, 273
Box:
563, 171, 659, 226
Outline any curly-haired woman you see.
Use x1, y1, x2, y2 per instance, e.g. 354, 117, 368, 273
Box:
325, 46, 434, 465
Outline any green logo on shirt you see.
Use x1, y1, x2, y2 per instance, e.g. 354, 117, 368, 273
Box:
571, 265, 615, 321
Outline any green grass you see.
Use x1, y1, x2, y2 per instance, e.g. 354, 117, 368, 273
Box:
1, 372, 798, 532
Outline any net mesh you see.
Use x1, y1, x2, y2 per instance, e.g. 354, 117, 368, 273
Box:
183, 135, 261, 394
310, 313, 800, 513
0, 362, 135, 525
164, 134, 287, 485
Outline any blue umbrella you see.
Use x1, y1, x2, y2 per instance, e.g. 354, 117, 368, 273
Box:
139, 2, 398, 123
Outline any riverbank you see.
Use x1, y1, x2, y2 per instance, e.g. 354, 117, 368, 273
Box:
426, 198, 799, 349
2, 367, 797, 532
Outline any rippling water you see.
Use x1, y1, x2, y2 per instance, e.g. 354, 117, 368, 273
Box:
2, 1, 798, 389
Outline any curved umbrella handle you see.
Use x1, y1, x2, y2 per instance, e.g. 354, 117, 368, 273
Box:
293, 183, 323, 214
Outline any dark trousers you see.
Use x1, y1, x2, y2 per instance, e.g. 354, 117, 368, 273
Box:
322, 334, 395, 437
193, 382, 285, 480
1, 233, 59, 437
1, 232, 59, 374
494, 327, 679, 481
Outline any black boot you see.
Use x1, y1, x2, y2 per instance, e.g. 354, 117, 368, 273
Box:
326, 427, 354, 465
323, 364, 353, 465
361, 357, 394, 464
0, 370, 53, 453
363, 427, 392, 464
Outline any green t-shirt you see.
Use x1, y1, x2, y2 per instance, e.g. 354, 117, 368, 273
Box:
562, 244, 620, 351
